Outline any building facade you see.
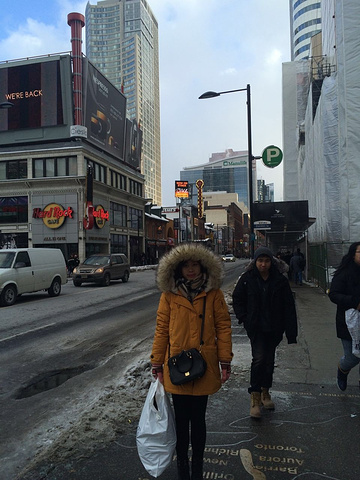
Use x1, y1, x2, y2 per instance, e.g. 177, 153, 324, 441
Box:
283, 0, 360, 266
289, 0, 322, 60
180, 149, 256, 213
0, 15, 146, 266
85, 0, 161, 205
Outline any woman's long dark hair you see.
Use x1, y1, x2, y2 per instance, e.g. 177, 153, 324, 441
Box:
334, 242, 360, 275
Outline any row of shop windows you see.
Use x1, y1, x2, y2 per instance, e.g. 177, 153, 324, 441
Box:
0, 197, 143, 231
0, 157, 143, 197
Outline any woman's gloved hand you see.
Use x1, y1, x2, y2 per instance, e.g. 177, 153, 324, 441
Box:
151, 364, 164, 384
220, 362, 231, 383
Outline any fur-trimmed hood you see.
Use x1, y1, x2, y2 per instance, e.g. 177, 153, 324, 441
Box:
156, 243, 224, 293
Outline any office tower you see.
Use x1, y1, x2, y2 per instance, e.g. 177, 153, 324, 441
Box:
85, 0, 161, 205
289, 0, 322, 60
180, 149, 256, 212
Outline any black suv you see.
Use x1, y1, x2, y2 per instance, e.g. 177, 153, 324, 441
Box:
72, 254, 130, 287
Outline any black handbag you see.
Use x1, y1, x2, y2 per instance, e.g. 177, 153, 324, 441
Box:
168, 297, 207, 385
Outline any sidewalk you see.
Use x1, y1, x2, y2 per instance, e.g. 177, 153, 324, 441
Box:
275, 281, 358, 387
19, 283, 360, 480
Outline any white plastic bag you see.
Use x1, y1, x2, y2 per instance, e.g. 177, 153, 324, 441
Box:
345, 309, 360, 358
136, 379, 176, 477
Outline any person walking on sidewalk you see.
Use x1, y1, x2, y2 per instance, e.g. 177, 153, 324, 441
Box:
150, 243, 233, 480
232, 246, 298, 418
329, 242, 360, 391
290, 248, 305, 285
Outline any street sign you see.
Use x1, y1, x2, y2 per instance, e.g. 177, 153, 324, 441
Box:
254, 220, 271, 230
262, 145, 283, 168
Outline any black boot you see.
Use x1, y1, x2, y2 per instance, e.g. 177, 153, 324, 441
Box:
191, 457, 203, 480
177, 457, 190, 480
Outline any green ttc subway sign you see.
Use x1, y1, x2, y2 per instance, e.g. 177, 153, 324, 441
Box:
262, 145, 283, 168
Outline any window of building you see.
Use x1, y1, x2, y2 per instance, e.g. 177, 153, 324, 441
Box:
129, 179, 143, 197
0, 160, 27, 180
0, 196, 28, 224
110, 170, 127, 190
32, 156, 77, 178
110, 234, 127, 254
110, 202, 127, 227
128, 207, 142, 229
86, 159, 106, 183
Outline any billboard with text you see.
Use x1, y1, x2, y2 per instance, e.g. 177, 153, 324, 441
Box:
0, 55, 73, 144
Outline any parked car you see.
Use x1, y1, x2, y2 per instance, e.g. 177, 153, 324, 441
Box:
0, 248, 67, 307
222, 253, 236, 262
72, 254, 130, 287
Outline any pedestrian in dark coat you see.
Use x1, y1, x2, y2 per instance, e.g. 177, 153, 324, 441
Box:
232, 246, 297, 418
290, 248, 305, 285
328, 242, 360, 391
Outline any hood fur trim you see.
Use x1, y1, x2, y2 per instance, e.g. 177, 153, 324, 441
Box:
156, 243, 224, 293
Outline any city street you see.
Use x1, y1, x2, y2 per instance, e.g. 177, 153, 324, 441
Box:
1, 261, 359, 480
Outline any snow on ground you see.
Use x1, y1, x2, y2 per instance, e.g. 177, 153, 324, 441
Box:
17, 287, 245, 478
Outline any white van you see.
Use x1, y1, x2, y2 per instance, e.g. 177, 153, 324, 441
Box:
0, 248, 67, 307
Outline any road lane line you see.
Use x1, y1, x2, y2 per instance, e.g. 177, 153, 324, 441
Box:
0, 323, 56, 343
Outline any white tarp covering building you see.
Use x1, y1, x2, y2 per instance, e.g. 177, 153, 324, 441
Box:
283, 0, 360, 266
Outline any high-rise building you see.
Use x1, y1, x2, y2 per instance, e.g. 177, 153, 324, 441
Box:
180, 149, 256, 213
85, 0, 161, 205
289, 0, 322, 60
257, 180, 274, 203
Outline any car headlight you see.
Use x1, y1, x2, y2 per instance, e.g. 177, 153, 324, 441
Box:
73, 267, 79, 274
95, 267, 104, 274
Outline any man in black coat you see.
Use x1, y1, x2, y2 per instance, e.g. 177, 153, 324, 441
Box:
232, 247, 297, 418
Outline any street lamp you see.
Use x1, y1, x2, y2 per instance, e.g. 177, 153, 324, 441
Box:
199, 85, 254, 258
0, 102, 14, 109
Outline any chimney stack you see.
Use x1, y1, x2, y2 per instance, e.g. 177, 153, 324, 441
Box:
67, 13, 85, 126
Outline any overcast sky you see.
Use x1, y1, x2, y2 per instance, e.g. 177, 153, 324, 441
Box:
0, 0, 291, 206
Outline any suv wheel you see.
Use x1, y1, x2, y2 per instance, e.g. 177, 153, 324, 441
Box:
0, 284, 17, 307
73, 280, 82, 287
102, 273, 111, 287
122, 270, 129, 283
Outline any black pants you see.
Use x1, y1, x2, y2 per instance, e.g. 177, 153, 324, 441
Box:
172, 394, 208, 461
248, 331, 283, 394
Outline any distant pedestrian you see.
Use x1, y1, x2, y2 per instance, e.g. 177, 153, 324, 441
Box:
329, 242, 360, 391
290, 248, 305, 285
151, 243, 233, 479
67, 254, 79, 275
232, 246, 297, 418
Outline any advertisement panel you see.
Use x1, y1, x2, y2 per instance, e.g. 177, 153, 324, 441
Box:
0, 55, 73, 143
252, 201, 309, 230
124, 118, 142, 170
83, 58, 127, 161
175, 180, 189, 199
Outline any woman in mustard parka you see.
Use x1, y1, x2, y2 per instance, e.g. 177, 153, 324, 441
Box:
151, 243, 233, 480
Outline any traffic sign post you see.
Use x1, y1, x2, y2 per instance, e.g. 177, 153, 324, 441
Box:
262, 145, 283, 168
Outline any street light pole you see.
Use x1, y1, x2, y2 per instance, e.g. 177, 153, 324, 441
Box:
0, 102, 14, 109
199, 85, 255, 258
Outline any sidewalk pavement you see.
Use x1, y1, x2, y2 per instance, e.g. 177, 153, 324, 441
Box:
275, 280, 359, 388
19, 283, 360, 480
